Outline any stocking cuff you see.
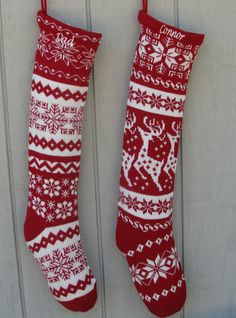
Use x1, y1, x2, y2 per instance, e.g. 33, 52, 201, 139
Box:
34, 10, 102, 85
37, 10, 102, 40
138, 9, 205, 46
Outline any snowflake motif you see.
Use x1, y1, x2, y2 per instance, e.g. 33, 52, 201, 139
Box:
39, 254, 51, 272
73, 198, 78, 206
47, 200, 55, 210
36, 175, 43, 183
39, 240, 89, 282
156, 62, 167, 75
70, 108, 84, 135
50, 35, 79, 66
177, 100, 185, 112
41, 249, 74, 281
62, 189, 69, 198
36, 186, 42, 195
29, 97, 40, 127
43, 178, 61, 198
128, 86, 135, 101
164, 47, 178, 66
63, 244, 77, 258
135, 27, 198, 81
156, 199, 170, 214
46, 213, 54, 223
80, 48, 95, 70
42, 103, 67, 134
135, 89, 149, 106
37, 31, 50, 56
73, 210, 79, 217
150, 94, 163, 109
62, 178, 69, 186
126, 195, 139, 211
169, 247, 180, 271
65, 242, 88, 275
139, 36, 165, 65
32, 197, 46, 218
140, 254, 170, 285
130, 264, 144, 286
119, 191, 126, 205
69, 178, 79, 195
56, 201, 73, 219
30, 96, 35, 109
141, 199, 156, 214
29, 172, 36, 189
163, 36, 175, 48
164, 97, 177, 112
28, 191, 32, 198
74, 245, 87, 266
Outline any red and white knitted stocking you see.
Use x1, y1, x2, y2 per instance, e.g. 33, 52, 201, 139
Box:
24, 1, 102, 311
116, 1, 204, 317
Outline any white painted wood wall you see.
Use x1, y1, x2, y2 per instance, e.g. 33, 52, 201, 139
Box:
0, 0, 235, 317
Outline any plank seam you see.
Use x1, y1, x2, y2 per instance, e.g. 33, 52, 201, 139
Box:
0, 1, 26, 317
85, 1, 107, 318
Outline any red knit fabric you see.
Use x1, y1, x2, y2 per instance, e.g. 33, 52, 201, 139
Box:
24, 7, 102, 311
116, 7, 204, 317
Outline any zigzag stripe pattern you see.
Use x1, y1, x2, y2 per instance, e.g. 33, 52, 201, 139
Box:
29, 133, 81, 152
29, 156, 80, 174
28, 225, 80, 253
32, 79, 87, 102
51, 270, 94, 298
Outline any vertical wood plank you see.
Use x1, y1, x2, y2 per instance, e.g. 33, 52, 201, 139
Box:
90, 1, 183, 317
179, 1, 236, 317
1, 1, 102, 317
0, 7, 23, 317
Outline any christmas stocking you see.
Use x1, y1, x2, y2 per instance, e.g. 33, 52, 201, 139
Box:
116, 1, 204, 317
24, 1, 102, 311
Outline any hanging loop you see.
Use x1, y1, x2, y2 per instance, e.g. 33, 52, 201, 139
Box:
143, 0, 148, 13
41, 0, 47, 14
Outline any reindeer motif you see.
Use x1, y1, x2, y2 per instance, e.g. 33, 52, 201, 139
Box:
134, 116, 165, 191
163, 121, 182, 178
121, 111, 137, 187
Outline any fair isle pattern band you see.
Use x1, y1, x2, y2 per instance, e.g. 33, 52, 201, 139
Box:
32, 74, 88, 102
27, 221, 79, 253
29, 132, 82, 157
29, 74, 86, 157
127, 231, 174, 258
34, 62, 85, 84
117, 210, 172, 232
29, 155, 80, 174
26, 221, 95, 301
52, 270, 96, 301
132, 70, 187, 92
128, 81, 185, 117
118, 186, 173, 220
129, 247, 181, 287
139, 275, 185, 303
